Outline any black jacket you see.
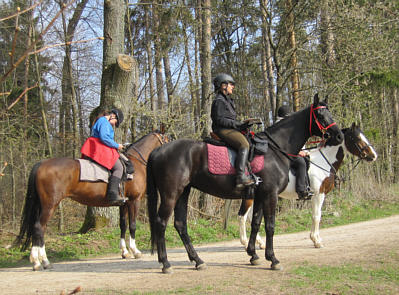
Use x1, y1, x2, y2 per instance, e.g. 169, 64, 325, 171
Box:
211, 92, 241, 132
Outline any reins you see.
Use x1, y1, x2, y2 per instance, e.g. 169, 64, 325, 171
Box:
129, 146, 148, 166
263, 104, 337, 162
261, 130, 294, 161
306, 140, 365, 185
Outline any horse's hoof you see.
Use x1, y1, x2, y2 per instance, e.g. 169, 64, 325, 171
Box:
42, 262, 52, 270
33, 264, 43, 271
196, 262, 207, 270
314, 242, 324, 248
122, 252, 130, 259
250, 257, 261, 265
259, 244, 266, 250
134, 252, 142, 259
271, 263, 282, 270
162, 266, 173, 274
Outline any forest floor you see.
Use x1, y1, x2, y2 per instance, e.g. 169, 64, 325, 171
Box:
1, 215, 399, 295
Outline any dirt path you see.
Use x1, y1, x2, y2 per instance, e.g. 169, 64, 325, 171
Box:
1, 215, 399, 295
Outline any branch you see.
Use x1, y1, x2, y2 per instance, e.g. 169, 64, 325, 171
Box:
31, 37, 104, 55
0, 162, 7, 177
0, 0, 43, 22
6, 83, 39, 111
0, 0, 76, 85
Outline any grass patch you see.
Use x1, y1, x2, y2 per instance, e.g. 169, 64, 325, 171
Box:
290, 256, 399, 295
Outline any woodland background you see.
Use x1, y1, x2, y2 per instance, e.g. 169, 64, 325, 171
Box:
0, 0, 397, 232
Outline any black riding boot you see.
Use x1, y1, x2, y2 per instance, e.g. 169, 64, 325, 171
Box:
106, 175, 125, 206
235, 148, 254, 189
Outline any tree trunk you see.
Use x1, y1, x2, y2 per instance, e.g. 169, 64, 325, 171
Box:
198, 0, 212, 212
183, 22, 198, 133
260, 0, 276, 123
152, 1, 165, 111
320, 0, 336, 69
286, 0, 300, 111
82, 0, 137, 232
144, 3, 156, 128
194, 0, 202, 134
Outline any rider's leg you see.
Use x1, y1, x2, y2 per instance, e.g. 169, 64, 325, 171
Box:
107, 158, 125, 206
292, 157, 313, 200
217, 129, 254, 188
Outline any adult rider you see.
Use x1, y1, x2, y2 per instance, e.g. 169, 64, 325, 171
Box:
211, 73, 254, 189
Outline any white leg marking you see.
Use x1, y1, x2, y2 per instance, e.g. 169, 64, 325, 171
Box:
128, 236, 142, 258
239, 211, 249, 247
310, 193, 325, 248
30, 246, 41, 271
120, 238, 130, 259
39, 245, 51, 269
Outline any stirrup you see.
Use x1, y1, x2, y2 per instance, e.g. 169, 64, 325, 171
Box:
108, 197, 126, 206
297, 190, 314, 201
236, 176, 255, 189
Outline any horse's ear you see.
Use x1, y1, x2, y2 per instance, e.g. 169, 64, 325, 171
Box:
160, 123, 165, 134
324, 95, 329, 104
351, 122, 356, 129
313, 93, 320, 105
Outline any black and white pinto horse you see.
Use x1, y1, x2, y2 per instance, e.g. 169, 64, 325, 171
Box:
147, 94, 344, 273
238, 123, 377, 249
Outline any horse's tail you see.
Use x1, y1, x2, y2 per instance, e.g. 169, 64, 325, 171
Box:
146, 154, 159, 254
13, 162, 42, 251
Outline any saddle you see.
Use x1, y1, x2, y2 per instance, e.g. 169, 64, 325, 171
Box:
204, 133, 265, 176
205, 131, 268, 162
204, 134, 264, 200
79, 153, 134, 183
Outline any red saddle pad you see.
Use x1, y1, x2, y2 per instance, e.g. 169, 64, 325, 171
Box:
207, 144, 264, 175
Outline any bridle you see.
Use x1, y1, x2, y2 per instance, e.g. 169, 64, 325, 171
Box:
309, 104, 337, 139
284, 104, 338, 158
309, 130, 374, 184
127, 132, 168, 166
345, 132, 374, 160
154, 132, 168, 146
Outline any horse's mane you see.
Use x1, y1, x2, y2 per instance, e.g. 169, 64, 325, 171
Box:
125, 131, 161, 151
257, 105, 311, 140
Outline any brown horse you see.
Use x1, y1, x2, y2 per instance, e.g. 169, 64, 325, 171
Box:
14, 131, 168, 271
118, 132, 168, 259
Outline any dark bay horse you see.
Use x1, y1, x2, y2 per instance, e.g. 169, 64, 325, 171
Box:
238, 123, 378, 249
147, 94, 344, 273
14, 131, 168, 271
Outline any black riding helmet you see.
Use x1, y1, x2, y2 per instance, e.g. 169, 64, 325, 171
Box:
111, 108, 124, 127
213, 73, 235, 91
277, 105, 291, 118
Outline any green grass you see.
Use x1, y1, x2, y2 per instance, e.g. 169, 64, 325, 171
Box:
289, 253, 399, 295
1, 193, 398, 269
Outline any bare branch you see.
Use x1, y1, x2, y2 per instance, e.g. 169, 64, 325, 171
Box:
0, 162, 7, 177
0, 0, 43, 22
6, 83, 39, 111
31, 36, 104, 55
0, 0, 77, 85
